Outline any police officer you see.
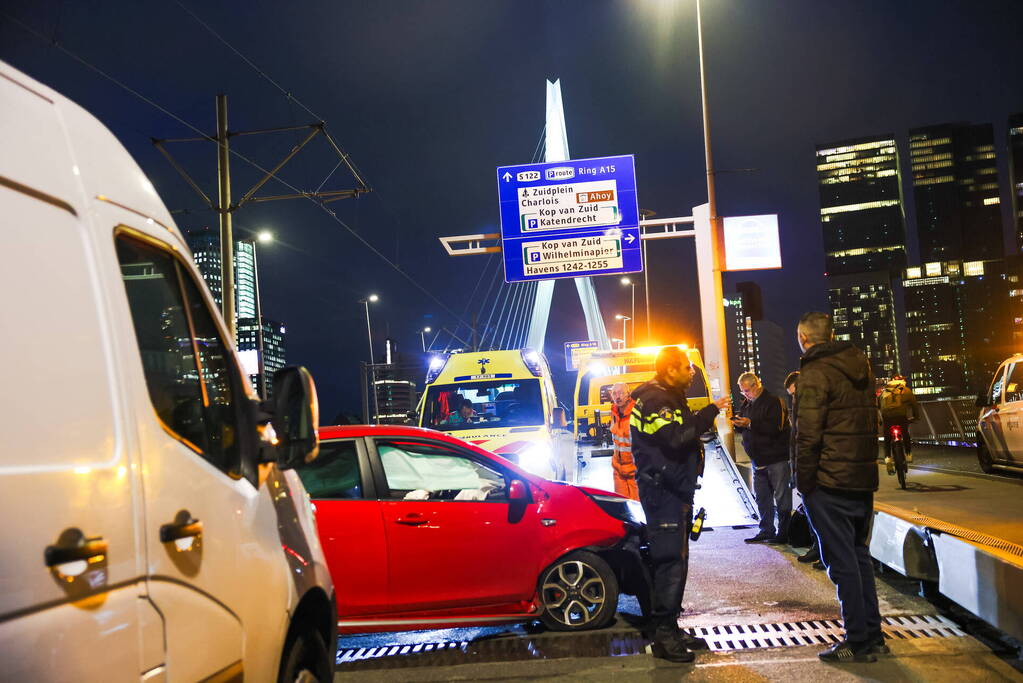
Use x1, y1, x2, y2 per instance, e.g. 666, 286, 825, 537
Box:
631, 347, 730, 663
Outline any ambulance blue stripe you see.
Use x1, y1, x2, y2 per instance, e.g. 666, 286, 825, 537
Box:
452, 373, 514, 381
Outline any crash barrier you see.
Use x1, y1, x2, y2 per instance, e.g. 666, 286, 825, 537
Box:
909, 398, 978, 448
870, 502, 1023, 642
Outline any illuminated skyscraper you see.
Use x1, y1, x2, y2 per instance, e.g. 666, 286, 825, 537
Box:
186, 227, 285, 395
827, 272, 901, 380
185, 227, 256, 317
816, 136, 908, 276
903, 260, 1011, 397
816, 135, 906, 380
910, 122, 1002, 263
238, 317, 286, 397
1009, 113, 1023, 251
723, 284, 787, 397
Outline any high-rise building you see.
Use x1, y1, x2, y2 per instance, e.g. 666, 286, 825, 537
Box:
185, 226, 223, 305
723, 288, 787, 396
752, 319, 787, 397
1010, 113, 1023, 251
237, 317, 286, 397
816, 136, 908, 276
185, 227, 256, 317
827, 272, 901, 381
910, 122, 1002, 263
235, 240, 258, 319
186, 227, 284, 395
903, 260, 1012, 397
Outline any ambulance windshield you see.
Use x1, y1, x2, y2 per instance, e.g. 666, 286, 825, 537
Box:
423, 379, 544, 431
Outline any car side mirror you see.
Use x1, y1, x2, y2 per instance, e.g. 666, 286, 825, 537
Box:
508, 479, 528, 501
976, 392, 993, 408
270, 366, 320, 469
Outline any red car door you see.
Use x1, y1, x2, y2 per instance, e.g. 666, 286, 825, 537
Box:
296, 437, 388, 617
371, 438, 544, 615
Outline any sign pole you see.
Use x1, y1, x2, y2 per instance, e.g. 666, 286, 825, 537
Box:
696, 0, 734, 453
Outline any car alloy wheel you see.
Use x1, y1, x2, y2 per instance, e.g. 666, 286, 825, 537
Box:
538, 550, 618, 631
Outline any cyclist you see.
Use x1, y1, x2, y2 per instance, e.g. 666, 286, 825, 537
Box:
878, 375, 919, 475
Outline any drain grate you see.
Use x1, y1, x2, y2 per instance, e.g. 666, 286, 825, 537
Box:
336, 614, 966, 667
690, 614, 965, 652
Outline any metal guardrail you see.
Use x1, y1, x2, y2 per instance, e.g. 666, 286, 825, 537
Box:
909, 398, 978, 448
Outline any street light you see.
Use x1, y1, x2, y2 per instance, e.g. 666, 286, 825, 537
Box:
615, 314, 631, 347
358, 295, 379, 364
257, 230, 273, 244
359, 294, 380, 423
420, 326, 432, 352
621, 277, 636, 345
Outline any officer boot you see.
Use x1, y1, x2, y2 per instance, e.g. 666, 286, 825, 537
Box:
651, 620, 695, 663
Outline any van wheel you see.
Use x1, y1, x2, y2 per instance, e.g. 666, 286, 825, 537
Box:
978, 442, 995, 473
538, 550, 618, 631
278, 627, 331, 683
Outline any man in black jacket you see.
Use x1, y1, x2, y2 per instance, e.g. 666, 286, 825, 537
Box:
732, 372, 792, 544
795, 312, 883, 663
631, 346, 730, 663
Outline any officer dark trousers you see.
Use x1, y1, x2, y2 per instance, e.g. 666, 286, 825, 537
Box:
640, 484, 693, 626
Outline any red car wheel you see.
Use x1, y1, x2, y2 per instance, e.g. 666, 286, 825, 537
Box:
538, 550, 618, 631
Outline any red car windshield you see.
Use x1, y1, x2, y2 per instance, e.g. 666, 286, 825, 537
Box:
423, 379, 544, 431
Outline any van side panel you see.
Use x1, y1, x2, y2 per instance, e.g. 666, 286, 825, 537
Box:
0, 74, 143, 679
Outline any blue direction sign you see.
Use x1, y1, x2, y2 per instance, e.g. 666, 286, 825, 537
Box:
497, 155, 642, 283
564, 340, 599, 371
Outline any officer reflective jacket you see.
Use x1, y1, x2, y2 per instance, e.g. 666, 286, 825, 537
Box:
629, 378, 720, 503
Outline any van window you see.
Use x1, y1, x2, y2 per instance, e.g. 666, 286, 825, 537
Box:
1005, 363, 1023, 403
376, 440, 507, 501
991, 366, 1007, 404
422, 379, 543, 430
296, 439, 363, 499
116, 235, 239, 474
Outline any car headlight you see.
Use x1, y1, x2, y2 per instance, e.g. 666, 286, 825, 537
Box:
517, 443, 553, 476
586, 492, 647, 526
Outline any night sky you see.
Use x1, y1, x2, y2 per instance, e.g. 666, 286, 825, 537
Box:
3, 1, 1022, 417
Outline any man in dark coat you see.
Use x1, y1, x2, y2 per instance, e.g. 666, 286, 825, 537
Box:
732, 372, 792, 544
630, 346, 730, 663
795, 312, 884, 663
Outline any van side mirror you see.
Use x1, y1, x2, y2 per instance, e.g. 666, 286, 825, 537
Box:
976, 392, 993, 408
270, 366, 320, 469
508, 479, 528, 501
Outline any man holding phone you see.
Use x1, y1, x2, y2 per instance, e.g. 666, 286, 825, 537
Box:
732, 372, 792, 545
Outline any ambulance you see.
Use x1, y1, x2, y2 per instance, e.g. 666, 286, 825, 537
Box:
418, 349, 575, 480
573, 345, 713, 442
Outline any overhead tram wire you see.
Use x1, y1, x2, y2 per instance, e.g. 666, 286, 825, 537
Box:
1, 12, 473, 329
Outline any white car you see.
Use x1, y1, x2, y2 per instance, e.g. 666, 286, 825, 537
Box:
976, 353, 1023, 473
0, 61, 335, 681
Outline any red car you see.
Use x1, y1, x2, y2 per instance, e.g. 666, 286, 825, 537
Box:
297, 425, 650, 634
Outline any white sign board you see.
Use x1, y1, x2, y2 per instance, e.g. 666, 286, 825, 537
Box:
723, 214, 782, 271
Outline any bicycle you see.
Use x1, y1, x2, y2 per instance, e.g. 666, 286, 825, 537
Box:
888, 423, 908, 489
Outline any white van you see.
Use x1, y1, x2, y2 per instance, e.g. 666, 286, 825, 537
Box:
976, 353, 1023, 473
0, 62, 335, 681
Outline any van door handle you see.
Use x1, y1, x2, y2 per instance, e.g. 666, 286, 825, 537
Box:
44, 536, 107, 567
395, 513, 429, 526
160, 517, 203, 542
